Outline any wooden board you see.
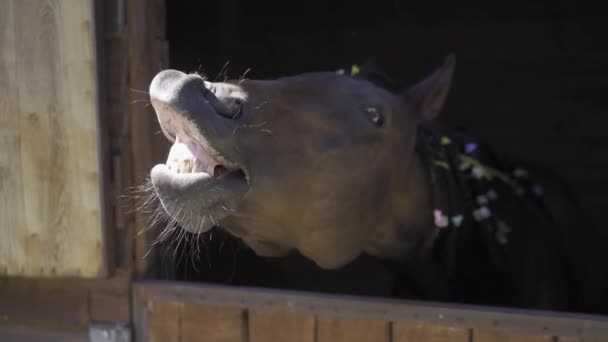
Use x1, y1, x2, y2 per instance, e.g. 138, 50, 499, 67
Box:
317, 316, 389, 342
126, 0, 173, 278
0, 324, 88, 342
473, 329, 553, 342
133, 281, 608, 342
558, 337, 605, 342
180, 304, 245, 342
0, 0, 106, 277
393, 322, 469, 342
249, 310, 315, 342
146, 299, 180, 342
0, 286, 89, 327
140, 290, 246, 342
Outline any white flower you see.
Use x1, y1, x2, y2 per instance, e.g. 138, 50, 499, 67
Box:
451, 215, 464, 227
472, 166, 485, 179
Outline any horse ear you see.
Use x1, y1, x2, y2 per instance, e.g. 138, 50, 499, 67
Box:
405, 54, 455, 122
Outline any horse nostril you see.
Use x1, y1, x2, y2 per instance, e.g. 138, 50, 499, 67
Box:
202, 81, 246, 119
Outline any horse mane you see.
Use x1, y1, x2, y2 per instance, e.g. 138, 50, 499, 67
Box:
349, 63, 402, 94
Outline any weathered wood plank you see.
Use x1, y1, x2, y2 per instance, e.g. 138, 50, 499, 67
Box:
249, 310, 315, 342
180, 304, 246, 342
89, 291, 130, 323
558, 336, 605, 342
473, 329, 553, 342
0, 0, 105, 277
146, 299, 180, 342
0, 0, 25, 277
393, 322, 469, 342
0, 270, 131, 330
0, 324, 88, 342
134, 281, 608, 339
0, 288, 88, 327
126, 0, 172, 278
317, 316, 389, 342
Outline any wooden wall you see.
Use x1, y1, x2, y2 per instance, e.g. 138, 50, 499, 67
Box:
0, 0, 106, 277
0, 0, 167, 339
134, 281, 608, 342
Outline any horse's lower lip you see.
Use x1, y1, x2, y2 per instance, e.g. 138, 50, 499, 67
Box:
150, 163, 249, 233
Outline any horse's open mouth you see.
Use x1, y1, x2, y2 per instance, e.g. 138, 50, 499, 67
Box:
151, 100, 247, 184
166, 140, 230, 178
148, 74, 250, 233
153, 136, 247, 184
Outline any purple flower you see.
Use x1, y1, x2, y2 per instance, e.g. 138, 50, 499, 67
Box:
465, 142, 478, 154
532, 184, 544, 197
486, 189, 498, 200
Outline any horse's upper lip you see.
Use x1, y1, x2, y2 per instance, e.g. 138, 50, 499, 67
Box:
149, 69, 244, 125
149, 69, 247, 178
150, 100, 241, 176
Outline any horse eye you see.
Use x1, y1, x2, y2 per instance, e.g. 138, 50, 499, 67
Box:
365, 107, 384, 126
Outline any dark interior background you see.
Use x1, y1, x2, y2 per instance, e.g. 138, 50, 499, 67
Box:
162, 0, 607, 302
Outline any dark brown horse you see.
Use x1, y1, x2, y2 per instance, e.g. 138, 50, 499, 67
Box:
145, 55, 608, 314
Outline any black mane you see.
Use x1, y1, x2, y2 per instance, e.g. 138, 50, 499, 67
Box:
348, 63, 402, 93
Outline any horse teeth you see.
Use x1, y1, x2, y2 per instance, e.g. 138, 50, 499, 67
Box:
164, 136, 235, 176
192, 160, 204, 173
182, 159, 197, 173
169, 158, 210, 174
